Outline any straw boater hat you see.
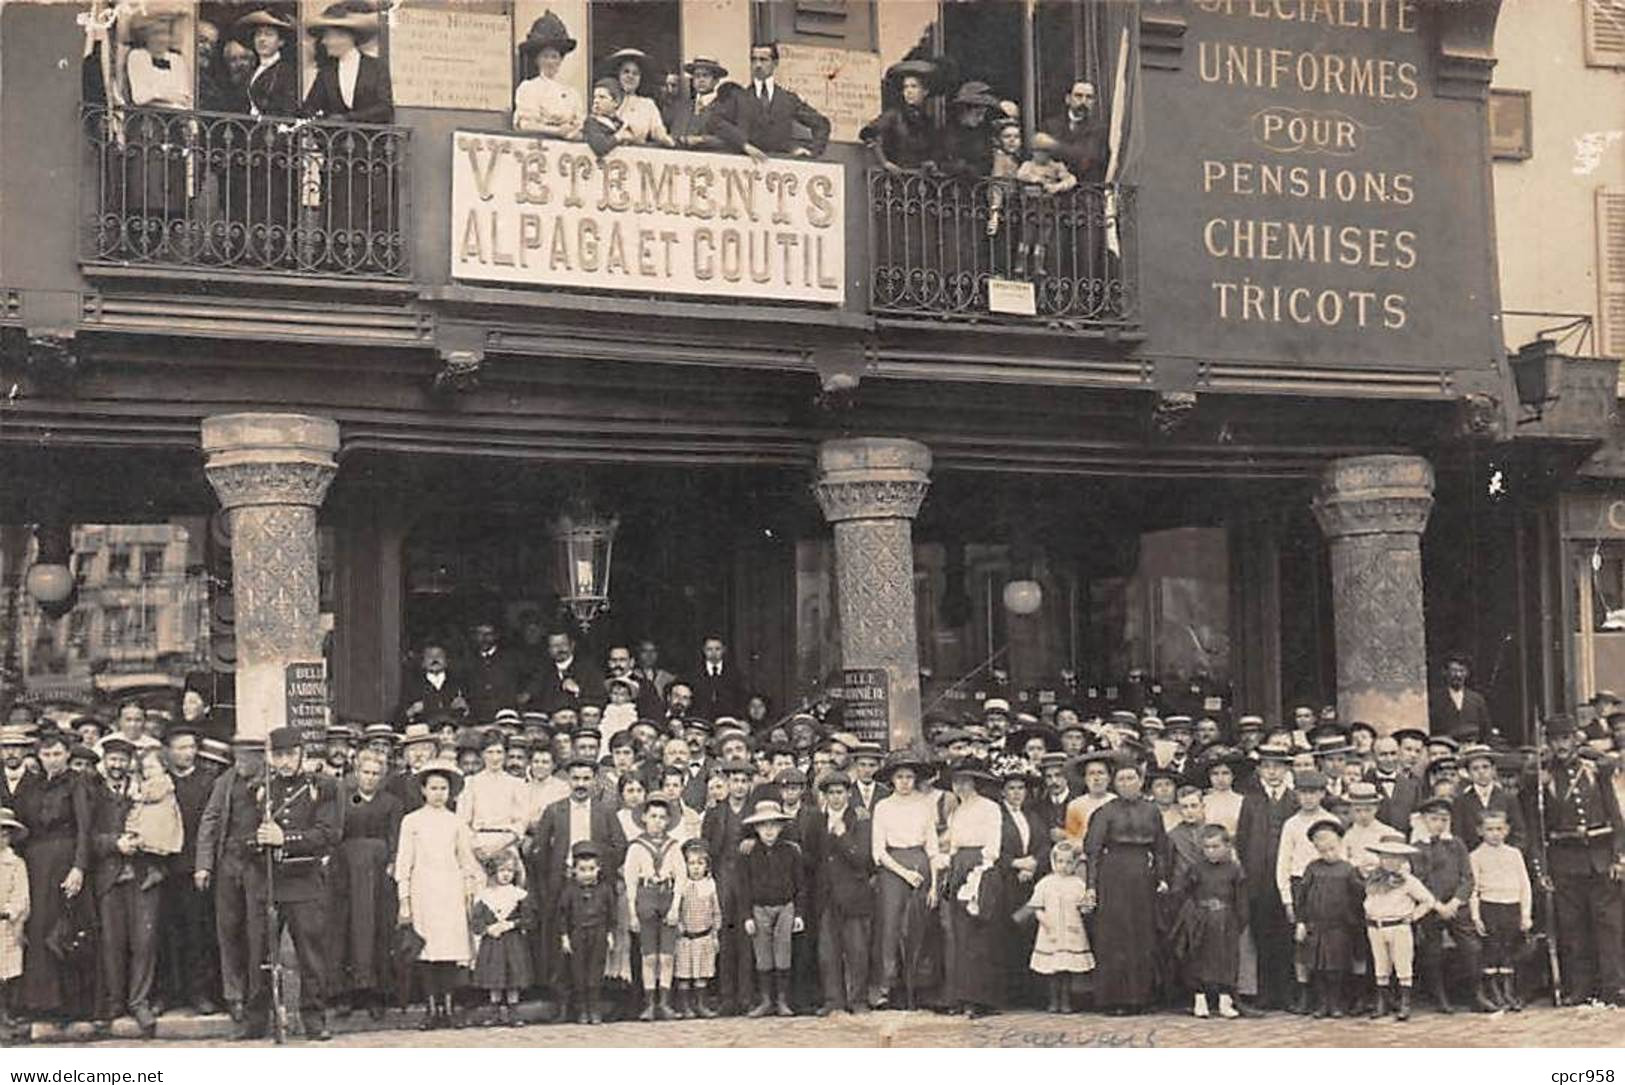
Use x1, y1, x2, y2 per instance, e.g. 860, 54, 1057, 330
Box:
600, 48, 657, 87
400, 721, 436, 749
741, 799, 793, 826
1346, 781, 1382, 806
415, 758, 464, 796
1366, 835, 1418, 857
306, 1, 380, 41
683, 56, 728, 79
519, 11, 577, 60
0, 807, 26, 843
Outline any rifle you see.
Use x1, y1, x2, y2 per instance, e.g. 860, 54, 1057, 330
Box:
260, 759, 289, 1044
1531, 713, 1563, 1007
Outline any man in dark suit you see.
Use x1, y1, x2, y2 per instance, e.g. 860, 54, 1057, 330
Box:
159, 725, 221, 1015
1040, 80, 1109, 183
395, 642, 468, 723
848, 744, 890, 813
1032, 753, 1075, 846
1235, 743, 1299, 1011
702, 759, 758, 1014
631, 640, 677, 722
464, 623, 523, 724
88, 738, 163, 1035
1428, 653, 1494, 742
526, 630, 606, 717
713, 42, 831, 161
1366, 733, 1425, 831
691, 635, 748, 722
805, 771, 873, 1015
1453, 745, 1526, 850
529, 757, 627, 1016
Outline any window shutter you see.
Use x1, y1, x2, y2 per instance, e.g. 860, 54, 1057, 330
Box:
1599, 187, 1625, 359
757, 0, 876, 51
1584, 0, 1625, 68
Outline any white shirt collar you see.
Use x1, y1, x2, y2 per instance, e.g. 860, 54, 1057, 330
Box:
426, 671, 446, 689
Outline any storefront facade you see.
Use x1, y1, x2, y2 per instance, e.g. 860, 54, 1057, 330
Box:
1, 0, 1602, 745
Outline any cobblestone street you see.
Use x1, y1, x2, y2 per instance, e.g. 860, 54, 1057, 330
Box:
113, 1002, 1625, 1049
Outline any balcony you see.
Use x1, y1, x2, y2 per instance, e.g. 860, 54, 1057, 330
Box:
868, 170, 1138, 328
81, 104, 411, 282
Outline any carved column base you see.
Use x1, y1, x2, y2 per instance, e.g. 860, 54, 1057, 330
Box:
1312, 454, 1435, 736
202, 413, 339, 741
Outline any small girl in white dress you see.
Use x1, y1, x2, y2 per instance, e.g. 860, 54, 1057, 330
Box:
1023, 840, 1096, 1013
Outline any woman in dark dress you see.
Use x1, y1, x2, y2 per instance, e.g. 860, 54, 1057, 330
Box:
939, 760, 1004, 1018
328, 750, 403, 1018
861, 59, 942, 174
15, 731, 94, 1022
1083, 760, 1169, 1014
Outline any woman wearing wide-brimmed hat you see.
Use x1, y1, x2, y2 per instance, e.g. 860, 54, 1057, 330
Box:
869, 749, 940, 1008
599, 47, 676, 147
938, 758, 1006, 1016
1082, 756, 1170, 1014
394, 760, 480, 1029
302, 1, 392, 123
861, 57, 942, 174
232, 9, 297, 117
940, 79, 1002, 179
513, 10, 583, 138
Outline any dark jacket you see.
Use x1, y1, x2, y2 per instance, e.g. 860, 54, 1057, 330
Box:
849, 778, 890, 814
1429, 686, 1493, 742
1453, 783, 1526, 851
242, 772, 341, 904
395, 671, 467, 723
463, 648, 524, 722
531, 795, 626, 900
246, 55, 299, 117
1039, 110, 1109, 183
302, 51, 394, 124
690, 662, 748, 722
527, 656, 607, 717
806, 805, 873, 917
666, 85, 747, 152
168, 765, 219, 875
87, 778, 138, 897
556, 878, 617, 933
739, 837, 806, 910
1365, 768, 1426, 831
1527, 756, 1625, 879
1413, 834, 1474, 906
1236, 780, 1298, 903
714, 79, 830, 157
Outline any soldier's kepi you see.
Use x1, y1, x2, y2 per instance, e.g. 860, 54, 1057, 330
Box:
239, 726, 342, 1042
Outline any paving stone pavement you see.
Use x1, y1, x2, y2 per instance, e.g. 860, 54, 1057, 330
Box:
40, 1002, 1625, 1049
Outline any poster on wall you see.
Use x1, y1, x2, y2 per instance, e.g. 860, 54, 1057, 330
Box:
839, 667, 890, 748
388, 0, 513, 111
771, 43, 882, 144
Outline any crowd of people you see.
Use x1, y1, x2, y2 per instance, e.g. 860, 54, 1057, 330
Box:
1, 626, 1621, 1045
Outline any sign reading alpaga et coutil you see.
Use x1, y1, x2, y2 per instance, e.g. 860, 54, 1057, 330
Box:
450, 133, 846, 305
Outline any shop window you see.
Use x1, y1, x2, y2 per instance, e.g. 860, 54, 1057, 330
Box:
107, 547, 132, 581
141, 546, 166, 581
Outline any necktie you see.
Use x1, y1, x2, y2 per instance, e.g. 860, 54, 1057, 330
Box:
757, 82, 768, 107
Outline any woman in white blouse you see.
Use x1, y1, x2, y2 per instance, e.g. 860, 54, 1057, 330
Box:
512, 12, 583, 138
457, 731, 530, 865
600, 48, 675, 148
125, 15, 193, 109
939, 760, 1005, 1017
869, 753, 939, 1009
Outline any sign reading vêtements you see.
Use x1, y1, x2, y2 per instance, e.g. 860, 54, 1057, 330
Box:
451, 133, 846, 304
284, 662, 328, 746
840, 668, 890, 749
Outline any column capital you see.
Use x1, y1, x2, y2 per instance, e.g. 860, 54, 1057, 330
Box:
1313, 453, 1434, 540
202, 413, 340, 510
814, 437, 932, 524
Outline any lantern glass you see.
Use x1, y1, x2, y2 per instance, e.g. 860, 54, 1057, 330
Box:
550, 508, 618, 629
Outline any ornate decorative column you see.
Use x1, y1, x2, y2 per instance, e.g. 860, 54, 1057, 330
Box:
815, 438, 931, 752
1312, 454, 1435, 736
202, 414, 339, 741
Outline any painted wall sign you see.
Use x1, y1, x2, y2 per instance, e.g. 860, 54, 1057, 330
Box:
451, 132, 846, 304
771, 44, 883, 145
1136, 0, 1503, 372
388, 5, 514, 112
839, 667, 891, 748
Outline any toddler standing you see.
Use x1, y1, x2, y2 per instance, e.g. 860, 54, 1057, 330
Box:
1293, 818, 1365, 1018
470, 853, 533, 1026
673, 839, 721, 1019
1023, 841, 1095, 1012
0, 808, 29, 1034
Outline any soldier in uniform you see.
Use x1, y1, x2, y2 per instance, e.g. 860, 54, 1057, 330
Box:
240, 726, 342, 1040
1528, 714, 1625, 1006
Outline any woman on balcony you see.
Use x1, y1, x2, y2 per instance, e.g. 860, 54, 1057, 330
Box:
234, 10, 298, 118
118, 13, 195, 258
225, 9, 299, 268
513, 12, 584, 139
939, 81, 1001, 180
600, 48, 676, 148
861, 59, 941, 174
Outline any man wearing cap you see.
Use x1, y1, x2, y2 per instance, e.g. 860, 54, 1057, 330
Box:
159, 724, 221, 1015
1429, 653, 1493, 743
241, 726, 341, 1041
86, 735, 162, 1034
1528, 714, 1625, 1006
194, 735, 267, 1024
529, 756, 626, 1017
1236, 741, 1299, 1010
667, 56, 746, 151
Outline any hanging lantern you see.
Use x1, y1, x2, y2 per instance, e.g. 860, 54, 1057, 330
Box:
549, 501, 618, 630
26, 520, 76, 620
1003, 578, 1043, 616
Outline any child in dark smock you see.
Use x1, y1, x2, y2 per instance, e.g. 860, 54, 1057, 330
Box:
1170, 824, 1247, 1019
1292, 818, 1365, 1019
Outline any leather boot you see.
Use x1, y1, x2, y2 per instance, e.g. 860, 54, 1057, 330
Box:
1396, 984, 1413, 1021
657, 986, 678, 1021
746, 974, 774, 1018
696, 984, 719, 1019
311, 1011, 333, 1042
774, 970, 795, 1017
673, 984, 692, 1020
1369, 983, 1389, 1019
1289, 981, 1312, 1015
1431, 973, 1455, 1014
638, 989, 657, 1022
1501, 974, 1524, 1012
1311, 976, 1330, 1019
1326, 976, 1345, 1019
1474, 976, 1502, 1012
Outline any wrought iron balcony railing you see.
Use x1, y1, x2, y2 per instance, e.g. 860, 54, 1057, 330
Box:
82, 104, 411, 281
868, 170, 1137, 327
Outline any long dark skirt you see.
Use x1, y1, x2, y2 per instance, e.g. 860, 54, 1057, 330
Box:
21, 835, 97, 1017
330, 838, 395, 994
943, 848, 1005, 1008
1093, 844, 1158, 1009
